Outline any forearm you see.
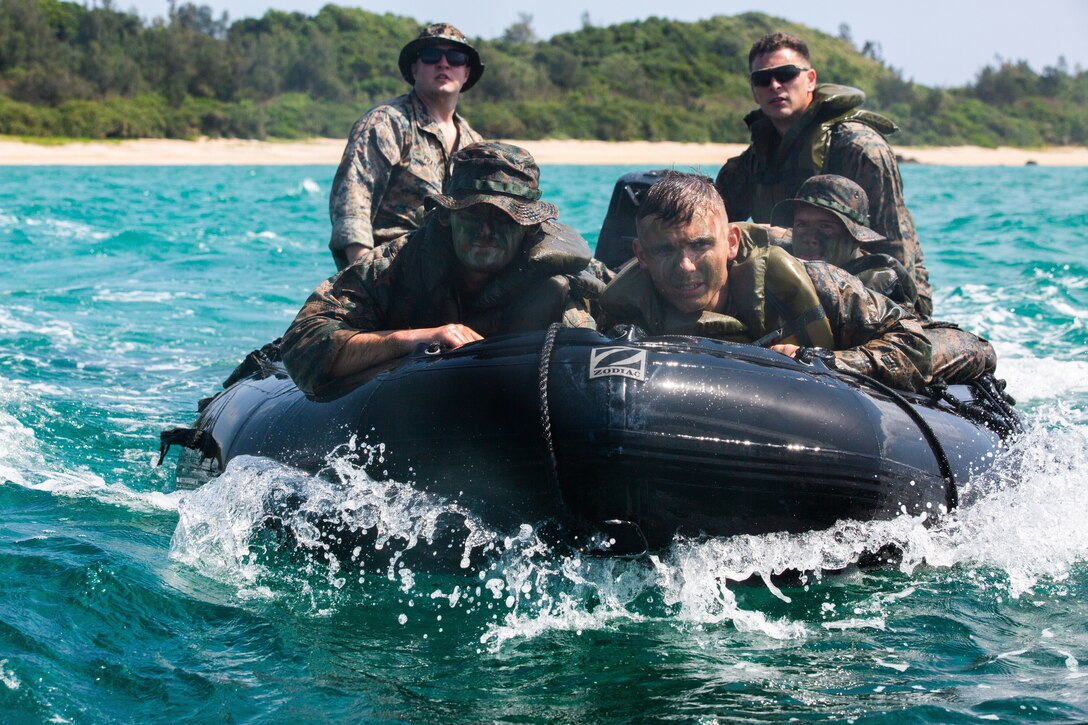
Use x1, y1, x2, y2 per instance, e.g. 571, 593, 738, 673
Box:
833, 318, 931, 391
328, 329, 423, 377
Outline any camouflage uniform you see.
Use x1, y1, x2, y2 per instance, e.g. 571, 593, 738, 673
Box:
599, 224, 931, 392
715, 83, 933, 318
284, 142, 609, 398
328, 92, 482, 270
328, 23, 486, 270
771, 175, 995, 384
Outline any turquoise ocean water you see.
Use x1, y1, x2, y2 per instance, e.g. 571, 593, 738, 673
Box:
1, 162, 1087, 723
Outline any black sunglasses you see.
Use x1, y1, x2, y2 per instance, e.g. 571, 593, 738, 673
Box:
417, 47, 469, 67
749, 64, 809, 87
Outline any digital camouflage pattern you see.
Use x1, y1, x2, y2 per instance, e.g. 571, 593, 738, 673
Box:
837, 255, 996, 384
798, 261, 930, 391
715, 84, 933, 318
283, 214, 609, 397
328, 90, 482, 269
428, 142, 559, 224
773, 174, 995, 385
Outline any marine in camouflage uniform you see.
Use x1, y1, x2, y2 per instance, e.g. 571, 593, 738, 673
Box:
599, 172, 931, 392
714, 32, 933, 318
284, 143, 609, 399
771, 174, 996, 384
328, 23, 485, 270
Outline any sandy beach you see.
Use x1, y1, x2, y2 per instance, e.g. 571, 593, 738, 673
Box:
2, 137, 1088, 166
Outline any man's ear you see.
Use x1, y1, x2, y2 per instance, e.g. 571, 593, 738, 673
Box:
632, 238, 648, 269
805, 67, 817, 93
727, 224, 742, 261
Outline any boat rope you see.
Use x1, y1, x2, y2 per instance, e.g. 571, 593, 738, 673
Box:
925, 375, 1023, 439
538, 322, 565, 508
830, 364, 959, 512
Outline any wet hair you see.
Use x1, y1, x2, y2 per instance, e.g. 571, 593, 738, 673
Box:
748, 32, 811, 69
636, 171, 727, 229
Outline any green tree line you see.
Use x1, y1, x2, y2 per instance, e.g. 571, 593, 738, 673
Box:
1, 0, 1085, 146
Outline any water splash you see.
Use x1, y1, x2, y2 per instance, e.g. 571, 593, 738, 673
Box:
164, 402, 1087, 648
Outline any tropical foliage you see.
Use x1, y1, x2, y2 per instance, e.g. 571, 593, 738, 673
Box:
1, 0, 1085, 146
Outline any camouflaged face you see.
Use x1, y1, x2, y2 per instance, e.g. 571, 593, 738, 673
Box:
429, 142, 559, 225
398, 22, 485, 90
282, 217, 601, 397
770, 174, 885, 244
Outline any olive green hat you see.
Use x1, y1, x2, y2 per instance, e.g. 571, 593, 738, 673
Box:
770, 174, 885, 244
398, 22, 485, 92
428, 142, 559, 225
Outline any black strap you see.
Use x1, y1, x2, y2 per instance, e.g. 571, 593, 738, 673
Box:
925, 375, 1023, 439
157, 427, 220, 467
833, 368, 959, 511
222, 338, 284, 389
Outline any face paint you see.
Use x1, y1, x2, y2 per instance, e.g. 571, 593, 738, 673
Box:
449, 205, 526, 277
634, 207, 738, 315
792, 207, 860, 267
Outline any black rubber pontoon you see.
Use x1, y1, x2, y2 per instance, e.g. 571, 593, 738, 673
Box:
163, 326, 1019, 553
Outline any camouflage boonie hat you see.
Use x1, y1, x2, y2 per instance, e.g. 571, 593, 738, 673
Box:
399, 22, 486, 91
428, 142, 559, 225
770, 175, 885, 244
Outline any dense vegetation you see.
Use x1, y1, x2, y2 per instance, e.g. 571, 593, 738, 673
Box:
1, 0, 1085, 146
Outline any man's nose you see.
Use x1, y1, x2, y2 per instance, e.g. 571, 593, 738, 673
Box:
677, 253, 697, 272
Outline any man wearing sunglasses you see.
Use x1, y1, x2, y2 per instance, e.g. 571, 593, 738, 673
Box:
714, 32, 934, 320
327, 23, 485, 271
283, 143, 610, 399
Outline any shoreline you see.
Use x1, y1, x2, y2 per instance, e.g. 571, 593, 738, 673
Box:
2, 137, 1088, 166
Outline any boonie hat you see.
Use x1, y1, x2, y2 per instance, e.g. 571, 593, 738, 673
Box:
399, 22, 485, 92
770, 175, 885, 244
428, 142, 559, 225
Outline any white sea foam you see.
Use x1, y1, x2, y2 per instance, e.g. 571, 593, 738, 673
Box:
21, 216, 110, 242
162, 393, 1088, 647
0, 659, 20, 690
992, 353, 1088, 408
92, 290, 180, 304
0, 305, 77, 343
1, 376, 179, 511
170, 446, 497, 599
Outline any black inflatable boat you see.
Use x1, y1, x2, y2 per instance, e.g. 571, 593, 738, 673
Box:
161, 324, 1020, 554
161, 170, 1021, 554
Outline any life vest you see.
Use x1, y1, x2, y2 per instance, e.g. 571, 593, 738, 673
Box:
746, 84, 898, 222
600, 224, 834, 348
841, 252, 918, 312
